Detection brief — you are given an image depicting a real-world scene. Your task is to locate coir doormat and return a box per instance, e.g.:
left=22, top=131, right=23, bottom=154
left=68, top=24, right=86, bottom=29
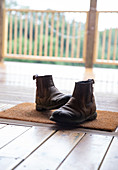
left=0, top=102, right=118, bottom=131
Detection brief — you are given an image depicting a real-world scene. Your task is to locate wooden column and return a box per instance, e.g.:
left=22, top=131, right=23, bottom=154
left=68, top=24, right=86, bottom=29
left=85, top=0, right=97, bottom=68
left=0, top=0, right=5, bottom=62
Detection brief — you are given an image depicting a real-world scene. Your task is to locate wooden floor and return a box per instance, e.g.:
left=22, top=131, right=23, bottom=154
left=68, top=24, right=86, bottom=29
left=0, top=61, right=118, bottom=170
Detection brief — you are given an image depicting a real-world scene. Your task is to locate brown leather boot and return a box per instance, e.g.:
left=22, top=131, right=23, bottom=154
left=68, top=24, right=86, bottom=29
left=50, top=79, right=97, bottom=124
left=33, top=75, right=71, bottom=111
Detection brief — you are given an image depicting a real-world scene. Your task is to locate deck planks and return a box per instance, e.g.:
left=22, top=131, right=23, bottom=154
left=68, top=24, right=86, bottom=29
left=0, top=103, right=8, bottom=111
left=14, top=131, right=85, bottom=170
left=0, top=125, right=30, bottom=149
left=0, top=104, right=6, bottom=108
left=58, top=134, right=113, bottom=170
left=0, top=126, right=56, bottom=169
left=100, top=137, right=118, bottom=170
left=0, top=156, right=22, bottom=170
left=0, top=103, right=14, bottom=111
left=0, top=124, right=6, bottom=129
left=0, top=123, right=117, bottom=169
left=0, top=126, right=55, bottom=158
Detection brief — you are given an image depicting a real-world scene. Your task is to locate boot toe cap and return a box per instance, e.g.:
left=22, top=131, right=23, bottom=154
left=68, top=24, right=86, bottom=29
left=48, top=95, right=71, bottom=110
left=50, top=109, right=74, bottom=123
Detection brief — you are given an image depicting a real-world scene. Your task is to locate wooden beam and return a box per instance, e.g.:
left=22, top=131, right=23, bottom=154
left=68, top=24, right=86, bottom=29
left=0, top=0, right=5, bottom=62
left=85, top=0, right=97, bottom=68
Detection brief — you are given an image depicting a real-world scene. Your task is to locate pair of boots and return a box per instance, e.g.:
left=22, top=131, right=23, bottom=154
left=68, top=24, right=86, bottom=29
left=33, top=75, right=97, bottom=124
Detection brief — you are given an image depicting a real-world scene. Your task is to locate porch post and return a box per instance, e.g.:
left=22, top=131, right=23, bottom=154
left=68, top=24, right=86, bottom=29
left=85, top=0, right=97, bottom=68
left=0, top=0, right=5, bottom=62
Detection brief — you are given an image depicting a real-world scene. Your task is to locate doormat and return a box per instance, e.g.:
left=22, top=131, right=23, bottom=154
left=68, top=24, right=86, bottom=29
left=0, top=102, right=118, bottom=131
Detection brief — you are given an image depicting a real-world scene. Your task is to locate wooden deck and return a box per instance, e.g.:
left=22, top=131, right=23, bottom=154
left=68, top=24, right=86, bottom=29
left=0, top=61, right=118, bottom=170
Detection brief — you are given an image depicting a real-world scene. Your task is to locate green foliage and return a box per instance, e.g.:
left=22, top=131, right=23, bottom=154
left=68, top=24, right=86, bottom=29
left=98, top=29, right=118, bottom=61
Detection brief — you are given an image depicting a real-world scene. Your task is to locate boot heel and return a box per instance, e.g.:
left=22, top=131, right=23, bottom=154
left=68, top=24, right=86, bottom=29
left=87, top=112, right=97, bottom=121
left=36, top=105, right=46, bottom=111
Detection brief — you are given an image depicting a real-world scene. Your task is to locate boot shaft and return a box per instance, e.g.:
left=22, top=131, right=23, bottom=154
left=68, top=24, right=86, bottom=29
left=33, top=75, right=54, bottom=87
left=72, top=79, right=95, bottom=104
left=33, top=75, right=54, bottom=97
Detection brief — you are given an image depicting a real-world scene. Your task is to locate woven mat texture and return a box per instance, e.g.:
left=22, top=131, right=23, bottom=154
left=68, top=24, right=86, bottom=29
left=0, top=103, right=118, bottom=131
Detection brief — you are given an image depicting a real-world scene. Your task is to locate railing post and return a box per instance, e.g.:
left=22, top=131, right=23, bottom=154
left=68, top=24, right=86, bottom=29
left=85, top=0, right=97, bottom=68
left=0, top=0, right=5, bottom=63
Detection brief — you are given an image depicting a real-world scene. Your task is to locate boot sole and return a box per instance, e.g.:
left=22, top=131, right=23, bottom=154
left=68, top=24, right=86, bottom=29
left=36, top=100, right=70, bottom=111
left=87, top=112, right=97, bottom=121
left=36, top=105, right=46, bottom=111
left=50, top=112, right=97, bottom=125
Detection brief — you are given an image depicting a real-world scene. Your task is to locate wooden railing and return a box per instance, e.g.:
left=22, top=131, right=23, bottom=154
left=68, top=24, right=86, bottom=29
left=4, top=9, right=88, bottom=63
left=2, top=8, right=118, bottom=66
left=95, top=11, right=118, bottom=65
